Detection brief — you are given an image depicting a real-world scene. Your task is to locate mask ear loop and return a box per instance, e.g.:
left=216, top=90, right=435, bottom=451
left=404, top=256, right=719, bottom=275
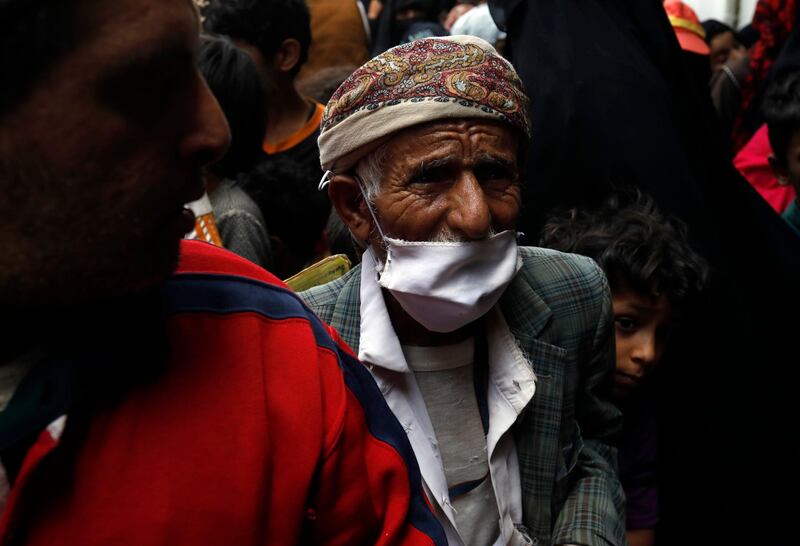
left=352, top=174, right=388, bottom=241
left=318, top=170, right=334, bottom=190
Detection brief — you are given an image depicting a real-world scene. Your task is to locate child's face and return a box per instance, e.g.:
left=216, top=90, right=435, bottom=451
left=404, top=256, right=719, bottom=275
left=612, top=286, right=676, bottom=399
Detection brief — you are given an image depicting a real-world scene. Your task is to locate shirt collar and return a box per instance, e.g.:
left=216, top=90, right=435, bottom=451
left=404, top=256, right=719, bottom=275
left=358, top=247, right=410, bottom=372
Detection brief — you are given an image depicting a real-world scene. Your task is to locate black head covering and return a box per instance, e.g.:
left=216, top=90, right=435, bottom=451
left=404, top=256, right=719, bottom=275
left=371, top=0, right=454, bottom=55
left=736, top=23, right=761, bottom=48
left=702, top=19, right=735, bottom=45
left=490, top=1, right=800, bottom=545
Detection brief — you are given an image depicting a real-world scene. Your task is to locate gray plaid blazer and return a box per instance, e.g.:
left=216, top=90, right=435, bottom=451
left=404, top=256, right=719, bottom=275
left=300, top=246, right=626, bottom=546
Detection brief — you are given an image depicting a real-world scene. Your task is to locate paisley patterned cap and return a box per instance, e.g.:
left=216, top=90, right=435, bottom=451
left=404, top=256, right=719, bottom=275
left=318, top=35, right=530, bottom=172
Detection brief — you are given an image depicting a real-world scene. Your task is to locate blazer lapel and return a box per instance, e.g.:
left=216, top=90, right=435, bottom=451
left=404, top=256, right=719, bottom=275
left=501, top=270, right=568, bottom=542
left=327, top=266, right=363, bottom=354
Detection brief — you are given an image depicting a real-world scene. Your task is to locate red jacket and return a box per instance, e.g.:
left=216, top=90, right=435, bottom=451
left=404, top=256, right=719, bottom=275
left=0, top=241, right=445, bottom=546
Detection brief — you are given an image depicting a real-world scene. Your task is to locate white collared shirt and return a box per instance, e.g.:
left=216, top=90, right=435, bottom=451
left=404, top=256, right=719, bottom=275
left=359, top=248, right=537, bottom=546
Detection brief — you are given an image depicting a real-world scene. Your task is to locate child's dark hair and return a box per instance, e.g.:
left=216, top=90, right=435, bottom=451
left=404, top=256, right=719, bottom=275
left=539, top=191, right=709, bottom=306
left=763, top=70, right=800, bottom=165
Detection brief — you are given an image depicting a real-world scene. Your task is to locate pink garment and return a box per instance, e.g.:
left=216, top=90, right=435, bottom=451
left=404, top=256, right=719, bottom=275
left=733, top=124, right=796, bottom=213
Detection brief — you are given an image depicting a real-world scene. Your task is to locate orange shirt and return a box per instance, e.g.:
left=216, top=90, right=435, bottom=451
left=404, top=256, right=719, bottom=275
left=262, top=100, right=324, bottom=155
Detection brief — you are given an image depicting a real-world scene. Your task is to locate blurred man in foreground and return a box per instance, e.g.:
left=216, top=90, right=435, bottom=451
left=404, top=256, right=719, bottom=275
left=0, top=1, right=444, bottom=544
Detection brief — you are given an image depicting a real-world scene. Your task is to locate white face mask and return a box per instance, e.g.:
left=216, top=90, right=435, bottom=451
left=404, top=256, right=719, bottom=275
left=360, top=182, right=522, bottom=333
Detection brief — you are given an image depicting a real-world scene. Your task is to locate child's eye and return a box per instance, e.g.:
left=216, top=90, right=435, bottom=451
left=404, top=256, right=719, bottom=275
left=615, top=316, right=637, bottom=332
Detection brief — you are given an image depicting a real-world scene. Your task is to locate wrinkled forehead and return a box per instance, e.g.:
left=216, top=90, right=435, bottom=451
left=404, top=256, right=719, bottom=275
left=389, top=118, right=519, bottom=150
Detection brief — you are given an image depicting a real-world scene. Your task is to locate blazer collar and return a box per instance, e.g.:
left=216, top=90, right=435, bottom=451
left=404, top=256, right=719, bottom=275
left=499, top=270, right=553, bottom=340
left=329, top=263, right=363, bottom=354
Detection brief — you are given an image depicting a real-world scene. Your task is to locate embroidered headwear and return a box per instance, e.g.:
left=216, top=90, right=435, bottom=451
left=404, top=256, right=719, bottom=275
left=318, top=35, right=530, bottom=173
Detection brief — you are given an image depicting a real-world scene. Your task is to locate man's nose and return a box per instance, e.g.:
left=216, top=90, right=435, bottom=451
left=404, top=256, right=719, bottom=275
left=446, top=173, right=492, bottom=240
left=179, top=72, right=231, bottom=168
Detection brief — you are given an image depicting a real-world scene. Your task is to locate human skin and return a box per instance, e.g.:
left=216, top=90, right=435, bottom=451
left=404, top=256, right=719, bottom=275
left=0, top=0, right=230, bottom=310
left=709, top=30, right=745, bottom=73
left=338, top=120, right=520, bottom=248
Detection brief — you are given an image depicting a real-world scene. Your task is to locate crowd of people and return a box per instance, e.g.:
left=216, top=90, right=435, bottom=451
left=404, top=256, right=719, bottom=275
left=0, top=0, right=798, bottom=545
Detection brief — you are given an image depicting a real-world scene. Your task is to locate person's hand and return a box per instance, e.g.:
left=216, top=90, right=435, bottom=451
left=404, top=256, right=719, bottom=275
left=444, top=3, right=474, bottom=31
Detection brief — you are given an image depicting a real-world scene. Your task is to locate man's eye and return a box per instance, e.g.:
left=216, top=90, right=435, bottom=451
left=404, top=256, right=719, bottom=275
left=411, top=167, right=447, bottom=184
left=615, top=316, right=637, bottom=331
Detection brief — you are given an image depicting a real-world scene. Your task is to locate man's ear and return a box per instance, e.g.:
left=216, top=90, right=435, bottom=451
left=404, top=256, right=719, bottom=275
left=275, top=38, right=301, bottom=74
left=768, top=154, right=790, bottom=185
left=328, top=174, right=373, bottom=243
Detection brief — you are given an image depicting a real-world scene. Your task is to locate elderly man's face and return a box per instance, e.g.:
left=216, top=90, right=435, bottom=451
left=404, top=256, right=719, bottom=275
left=368, top=120, right=521, bottom=247
left=0, top=0, right=229, bottom=308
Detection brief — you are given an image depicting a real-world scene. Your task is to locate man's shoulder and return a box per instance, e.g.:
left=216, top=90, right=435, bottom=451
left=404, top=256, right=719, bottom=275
left=517, top=246, right=605, bottom=293
left=169, top=240, right=319, bottom=327
left=509, top=246, right=609, bottom=332
left=176, top=239, right=280, bottom=284
left=299, top=264, right=361, bottom=313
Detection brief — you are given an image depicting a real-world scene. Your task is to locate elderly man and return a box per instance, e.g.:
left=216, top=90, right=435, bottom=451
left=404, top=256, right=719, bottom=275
left=302, top=36, right=625, bottom=546
left=0, top=1, right=445, bottom=544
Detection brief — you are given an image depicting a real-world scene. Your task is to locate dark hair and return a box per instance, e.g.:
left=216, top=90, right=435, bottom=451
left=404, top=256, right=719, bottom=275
left=763, top=70, right=800, bottom=165
left=242, top=157, right=331, bottom=264
left=198, top=35, right=267, bottom=179
left=202, top=0, right=311, bottom=77
left=701, top=19, right=735, bottom=45
left=539, top=191, right=709, bottom=307
left=0, top=0, right=77, bottom=117
left=736, top=23, right=760, bottom=49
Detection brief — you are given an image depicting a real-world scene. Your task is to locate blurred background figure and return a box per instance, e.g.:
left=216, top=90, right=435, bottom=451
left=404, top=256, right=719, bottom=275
left=203, top=0, right=324, bottom=178
left=732, top=0, right=798, bottom=151
left=298, top=65, right=359, bottom=104
left=702, top=19, right=747, bottom=73
left=449, top=3, right=506, bottom=53
left=763, top=69, right=800, bottom=232
left=297, top=0, right=370, bottom=86
left=443, top=1, right=475, bottom=31
left=705, top=17, right=752, bottom=151
left=242, top=158, right=331, bottom=279
left=368, top=0, right=450, bottom=54
left=195, top=34, right=273, bottom=269
left=734, top=15, right=800, bottom=213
